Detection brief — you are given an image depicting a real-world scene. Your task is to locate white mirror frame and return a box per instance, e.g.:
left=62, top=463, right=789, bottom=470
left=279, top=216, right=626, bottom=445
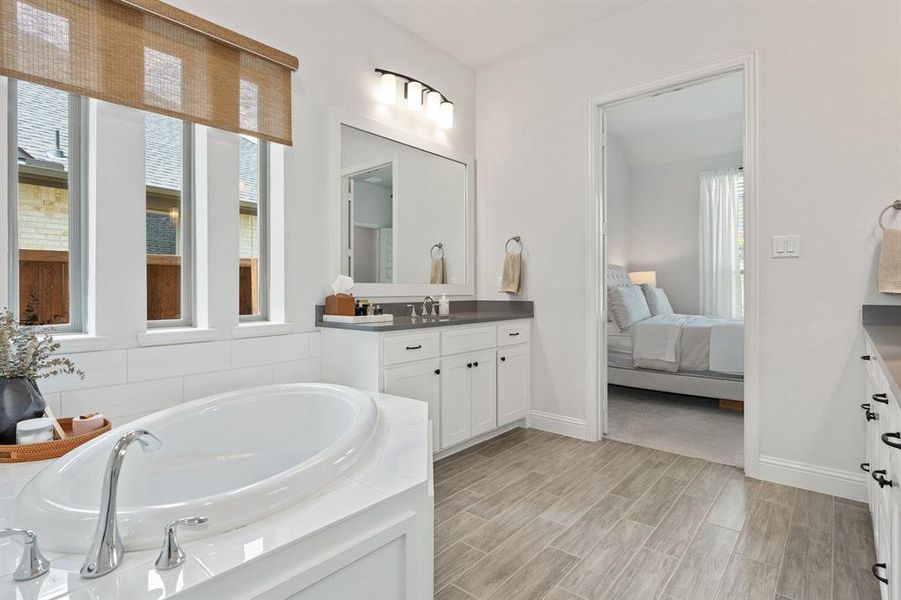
left=329, top=107, right=475, bottom=298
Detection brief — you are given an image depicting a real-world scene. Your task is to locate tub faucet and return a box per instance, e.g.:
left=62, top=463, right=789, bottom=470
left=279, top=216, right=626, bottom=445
left=80, top=429, right=162, bottom=579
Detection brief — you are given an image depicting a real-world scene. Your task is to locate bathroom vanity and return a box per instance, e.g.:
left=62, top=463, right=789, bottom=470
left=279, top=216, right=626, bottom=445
left=319, top=301, right=533, bottom=456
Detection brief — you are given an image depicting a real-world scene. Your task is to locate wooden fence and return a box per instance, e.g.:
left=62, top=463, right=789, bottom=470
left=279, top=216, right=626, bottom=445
left=18, top=250, right=258, bottom=324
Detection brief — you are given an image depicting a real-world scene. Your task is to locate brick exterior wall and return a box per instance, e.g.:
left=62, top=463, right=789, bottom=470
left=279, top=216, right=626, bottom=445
left=145, top=211, right=178, bottom=255
left=17, top=183, right=69, bottom=251
left=239, top=213, right=260, bottom=259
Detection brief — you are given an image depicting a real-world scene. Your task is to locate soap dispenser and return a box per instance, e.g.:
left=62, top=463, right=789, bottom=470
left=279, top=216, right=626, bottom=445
left=439, top=295, right=450, bottom=316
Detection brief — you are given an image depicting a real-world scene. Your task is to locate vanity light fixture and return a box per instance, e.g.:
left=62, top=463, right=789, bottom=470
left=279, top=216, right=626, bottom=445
left=375, top=69, right=454, bottom=129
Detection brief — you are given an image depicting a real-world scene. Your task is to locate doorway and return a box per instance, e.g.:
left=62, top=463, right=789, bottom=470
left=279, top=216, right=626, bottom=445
left=586, top=55, right=759, bottom=474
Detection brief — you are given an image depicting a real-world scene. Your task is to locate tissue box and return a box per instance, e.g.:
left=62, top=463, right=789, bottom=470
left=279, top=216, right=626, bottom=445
left=325, top=293, right=355, bottom=316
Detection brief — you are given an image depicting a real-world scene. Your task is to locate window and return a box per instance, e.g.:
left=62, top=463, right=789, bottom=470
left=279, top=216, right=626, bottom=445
left=144, top=113, right=193, bottom=326
left=735, top=172, right=745, bottom=317
left=8, top=79, right=86, bottom=330
left=699, top=167, right=743, bottom=319
left=239, top=136, right=268, bottom=320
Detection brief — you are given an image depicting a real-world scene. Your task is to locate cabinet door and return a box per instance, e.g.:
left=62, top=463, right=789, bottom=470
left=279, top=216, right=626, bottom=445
left=440, top=355, right=473, bottom=449
left=497, top=345, right=530, bottom=426
left=384, top=360, right=441, bottom=450
left=470, top=349, right=497, bottom=437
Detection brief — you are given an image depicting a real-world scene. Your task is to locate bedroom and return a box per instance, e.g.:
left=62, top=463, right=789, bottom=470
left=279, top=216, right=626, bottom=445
left=603, top=72, right=746, bottom=466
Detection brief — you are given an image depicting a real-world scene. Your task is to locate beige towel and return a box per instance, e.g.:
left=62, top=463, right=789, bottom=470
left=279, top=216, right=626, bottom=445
left=879, top=228, right=901, bottom=293
left=430, top=256, right=446, bottom=284
left=501, top=252, right=522, bottom=294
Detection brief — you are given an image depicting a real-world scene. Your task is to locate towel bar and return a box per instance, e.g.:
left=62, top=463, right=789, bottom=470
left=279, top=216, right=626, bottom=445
left=879, top=200, right=901, bottom=230
left=505, top=235, right=523, bottom=254
left=430, top=242, right=444, bottom=259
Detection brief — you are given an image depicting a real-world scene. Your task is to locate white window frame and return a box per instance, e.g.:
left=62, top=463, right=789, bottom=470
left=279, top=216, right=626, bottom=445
left=146, top=119, right=195, bottom=329
left=240, top=139, right=269, bottom=323
left=7, top=79, right=88, bottom=333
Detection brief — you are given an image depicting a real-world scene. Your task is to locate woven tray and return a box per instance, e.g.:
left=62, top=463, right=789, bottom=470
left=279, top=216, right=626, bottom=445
left=0, top=417, right=111, bottom=463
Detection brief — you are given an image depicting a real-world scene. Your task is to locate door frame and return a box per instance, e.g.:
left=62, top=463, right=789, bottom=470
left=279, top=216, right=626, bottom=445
left=584, top=52, right=760, bottom=477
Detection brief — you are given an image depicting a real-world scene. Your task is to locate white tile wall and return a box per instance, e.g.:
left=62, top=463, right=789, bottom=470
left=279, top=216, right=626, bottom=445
left=35, top=332, right=321, bottom=426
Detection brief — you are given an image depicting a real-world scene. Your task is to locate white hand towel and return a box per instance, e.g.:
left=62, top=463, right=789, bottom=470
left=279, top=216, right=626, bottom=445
left=879, top=228, right=901, bottom=293
left=501, top=252, right=522, bottom=294
left=430, top=256, right=446, bottom=284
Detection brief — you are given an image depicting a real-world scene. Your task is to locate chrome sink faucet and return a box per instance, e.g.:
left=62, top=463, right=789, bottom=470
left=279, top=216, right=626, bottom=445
left=422, top=296, right=437, bottom=317
left=80, top=429, right=162, bottom=579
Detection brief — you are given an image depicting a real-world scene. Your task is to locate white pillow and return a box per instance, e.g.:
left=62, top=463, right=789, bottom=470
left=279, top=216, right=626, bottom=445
left=641, top=284, right=674, bottom=316
left=608, top=285, right=652, bottom=330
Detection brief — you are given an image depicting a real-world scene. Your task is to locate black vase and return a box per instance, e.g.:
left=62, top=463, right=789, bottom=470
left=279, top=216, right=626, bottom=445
left=0, top=378, right=46, bottom=444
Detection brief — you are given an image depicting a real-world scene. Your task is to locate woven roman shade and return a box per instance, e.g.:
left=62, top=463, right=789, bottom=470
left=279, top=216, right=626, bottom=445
left=0, top=0, right=298, bottom=145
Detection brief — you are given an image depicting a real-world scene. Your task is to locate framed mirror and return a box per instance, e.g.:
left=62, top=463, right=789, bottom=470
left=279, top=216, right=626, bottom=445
left=329, top=109, right=474, bottom=297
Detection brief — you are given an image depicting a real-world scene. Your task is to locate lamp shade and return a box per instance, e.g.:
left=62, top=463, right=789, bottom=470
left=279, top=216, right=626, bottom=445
left=405, top=80, right=423, bottom=111
left=439, top=101, right=454, bottom=129
left=378, top=72, right=397, bottom=105
left=628, top=271, right=657, bottom=287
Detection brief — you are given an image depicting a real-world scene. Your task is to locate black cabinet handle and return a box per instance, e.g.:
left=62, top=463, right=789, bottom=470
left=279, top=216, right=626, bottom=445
left=467, top=363, right=472, bottom=368
left=862, top=403, right=872, bottom=411
left=873, top=393, right=889, bottom=404
left=434, top=369, right=440, bottom=375
left=508, top=332, right=520, bottom=337
left=500, top=356, right=506, bottom=362
left=861, top=462, right=871, bottom=473
left=873, top=563, right=888, bottom=584
left=473, top=362, right=479, bottom=367
left=872, top=469, right=893, bottom=488
left=867, top=410, right=877, bottom=422
left=883, top=432, right=901, bottom=450
left=862, top=355, right=872, bottom=361
left=405, top=345, right=422, bottom=351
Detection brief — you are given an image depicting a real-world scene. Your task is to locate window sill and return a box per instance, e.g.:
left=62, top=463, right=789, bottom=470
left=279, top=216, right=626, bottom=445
left=136, top=328, right=218, bottom=347
left=53, top=334, right=109, bottom=354
left=231, top=322, right=294, bottom=339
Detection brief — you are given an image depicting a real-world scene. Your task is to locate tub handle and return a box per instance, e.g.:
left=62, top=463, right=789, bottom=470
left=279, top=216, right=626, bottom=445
left=155, top=516, right=208, bottom=571
left=0, top=529, right=50, bottom=581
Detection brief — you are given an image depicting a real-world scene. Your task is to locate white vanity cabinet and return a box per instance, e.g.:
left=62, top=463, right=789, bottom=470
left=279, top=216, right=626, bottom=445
left=320, top=319, right=531, bottom=454
left=862, top=344, right=901, bottom=600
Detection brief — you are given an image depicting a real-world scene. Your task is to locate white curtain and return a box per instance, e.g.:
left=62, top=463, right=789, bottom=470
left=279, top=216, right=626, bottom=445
left=699, top=167, right=743, bottom=319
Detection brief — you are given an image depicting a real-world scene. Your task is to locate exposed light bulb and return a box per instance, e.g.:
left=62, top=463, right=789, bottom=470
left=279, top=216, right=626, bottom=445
left=439, top=101, right=454, bottom=129
left=406, top=80, right=423, bottom=111
left=378, top=72, right=397, bottom=105
left=425, top=90, right=442, bottom=120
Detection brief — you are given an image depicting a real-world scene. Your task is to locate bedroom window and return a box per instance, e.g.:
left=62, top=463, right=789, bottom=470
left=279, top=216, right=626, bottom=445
left=699, top=167, right=744, bottom=319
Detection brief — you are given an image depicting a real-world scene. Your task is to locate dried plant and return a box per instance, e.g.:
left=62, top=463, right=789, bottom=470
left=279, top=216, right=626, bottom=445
left=0, top=308, right=84, bottom=380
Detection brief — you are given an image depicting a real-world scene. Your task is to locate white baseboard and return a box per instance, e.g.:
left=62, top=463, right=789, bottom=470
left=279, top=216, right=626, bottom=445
left=757, top=455, right=866, bottom=502
left=527, top=410, right=589, bottom=440
left=433, top=420, right=525, bottom=461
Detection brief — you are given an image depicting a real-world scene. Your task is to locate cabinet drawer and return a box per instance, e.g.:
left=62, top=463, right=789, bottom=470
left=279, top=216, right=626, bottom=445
left=384, top=332, right=439, bottom=366
left=497, top=321, right=531, bottom=346
left=441, top=326, right=497, bottom=356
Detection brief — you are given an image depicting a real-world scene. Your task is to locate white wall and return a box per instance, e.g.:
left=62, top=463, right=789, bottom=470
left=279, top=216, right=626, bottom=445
left=476, top=1, right=901, bottom=488
left=605, top=135, right=631, bottom=267
left=353, top=181, right=392, bottom=228
left=1, top=2, right=475, bottom=422
left=625, top=150, right=742, bottom=314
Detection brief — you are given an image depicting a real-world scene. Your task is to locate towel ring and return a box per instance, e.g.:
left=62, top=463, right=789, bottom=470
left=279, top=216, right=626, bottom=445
left=505, top=235, right=523, bottom=255
left=430, top=242, right=444, bottom=259
left=879, top=200, right=901, bottom=230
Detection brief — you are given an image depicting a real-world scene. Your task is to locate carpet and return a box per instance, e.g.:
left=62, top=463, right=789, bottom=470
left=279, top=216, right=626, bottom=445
left=605, top=385, right=744, bottom=467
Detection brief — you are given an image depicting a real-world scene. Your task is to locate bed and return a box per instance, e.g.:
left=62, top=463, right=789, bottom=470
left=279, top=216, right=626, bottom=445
left=606, top=264, right=744, bottom=402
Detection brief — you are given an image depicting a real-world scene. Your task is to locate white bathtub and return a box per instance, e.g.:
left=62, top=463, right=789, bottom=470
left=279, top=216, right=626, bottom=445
left=16, top=383, right=379, bottom=553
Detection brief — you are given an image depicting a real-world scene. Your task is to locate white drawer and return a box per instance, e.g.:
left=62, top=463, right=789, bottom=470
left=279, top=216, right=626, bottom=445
left=384, top=332, right=440, bottom=366
left=497, top=321, right=531, bottom=346
left=441, top=326, right=497, bottom=356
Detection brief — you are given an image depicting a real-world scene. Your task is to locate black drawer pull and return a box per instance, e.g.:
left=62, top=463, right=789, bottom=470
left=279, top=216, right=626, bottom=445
left=872, top=469, right=893, bottom=488
left=862, top=403, right=872, bottom=411
left=434, top=369, right=440, bottom=375
left=862, top=355, right=872, bottom=361
left=867, top=410, right=877, bottom=422
left=466, top=363, right=472, bottom=368
left=883, top=432, right=901, bottom=450
left=873, top=393, right=889, bottom=404
left=861, top=462, right=871, bottom=472
left=873, top=563, right=888, bottom=584
left=500, top=356, right=506, bottom=362
left=405, top=345, right=422, bottom=351
left=473, top=362, right=479, bottom=367
left=508, top=332, right=520, bottom=336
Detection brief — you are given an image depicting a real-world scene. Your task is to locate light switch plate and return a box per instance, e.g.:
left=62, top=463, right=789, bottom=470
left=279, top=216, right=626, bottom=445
left=772, top=234, right=801, bottom=258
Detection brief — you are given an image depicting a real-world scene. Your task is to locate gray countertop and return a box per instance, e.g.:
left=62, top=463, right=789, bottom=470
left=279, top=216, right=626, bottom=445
left=315, top=300, right=533, bottom=332
left=862, top=305, right=901, bottom=401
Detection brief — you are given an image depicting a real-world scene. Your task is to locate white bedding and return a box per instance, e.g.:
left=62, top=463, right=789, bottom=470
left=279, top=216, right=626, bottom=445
left=608, top=313, right=743, bottom=376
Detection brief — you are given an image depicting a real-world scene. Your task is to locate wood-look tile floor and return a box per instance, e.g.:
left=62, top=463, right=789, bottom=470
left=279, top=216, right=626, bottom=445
left=433, top=428, right=879, bottom=600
